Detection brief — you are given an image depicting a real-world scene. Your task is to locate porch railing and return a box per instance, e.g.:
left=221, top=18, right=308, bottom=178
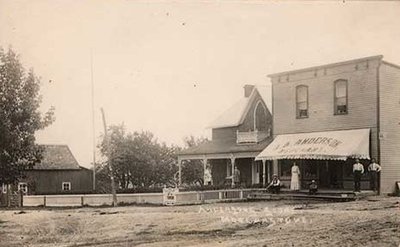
left=236, top=129, right=270, bottom=144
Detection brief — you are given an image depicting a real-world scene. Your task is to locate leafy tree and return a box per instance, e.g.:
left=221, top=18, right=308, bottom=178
left=0, top=47, right=54, bottom=185
left=180, top=135, right=209, bottom=185
left=98, top=124, right=178, bottom=190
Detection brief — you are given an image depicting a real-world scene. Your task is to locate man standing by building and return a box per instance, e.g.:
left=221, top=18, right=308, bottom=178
left=353, top=159, right=364, bottom=192
left=368, top=158, right=382, bottom=192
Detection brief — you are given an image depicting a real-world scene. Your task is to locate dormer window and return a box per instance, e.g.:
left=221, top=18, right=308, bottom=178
left=296, top=85, right=308, bottom=118
left=334, top=80, right=348, bottom=115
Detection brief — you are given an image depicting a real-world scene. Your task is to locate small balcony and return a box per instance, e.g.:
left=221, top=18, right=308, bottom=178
left=236, top=129, right=270, bottom=144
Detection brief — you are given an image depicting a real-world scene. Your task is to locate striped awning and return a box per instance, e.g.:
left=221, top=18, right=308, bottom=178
left=255, top=129, right=370, bottom=161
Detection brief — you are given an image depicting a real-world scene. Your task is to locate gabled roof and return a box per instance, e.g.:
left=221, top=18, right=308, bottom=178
left=207, top=85, right=272, bottom=129
left=33, top=145, right=81, bottom=170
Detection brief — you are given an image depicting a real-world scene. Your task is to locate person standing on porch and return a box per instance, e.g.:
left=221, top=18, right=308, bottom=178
left=290, top=162, right=301, bottom=191
left=353, top=159, right=364, bottom=192
left=204, top=164, right=212, bottom=186
left=368, top=158, right=381, bottom=191
left=233, top=166, right=241, bottom=188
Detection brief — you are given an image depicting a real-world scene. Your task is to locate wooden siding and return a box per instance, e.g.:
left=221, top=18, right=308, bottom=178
left=212, top=90, right=272, bottom=141
left=23, top=169, right=93, bottom=194
left=239, top=90, right=272, bottom=132
left=379, top=63, right=400, bottom=194
left=212, top=127, right=237, bottom=141
left=272, top=59, right=380, bottom=135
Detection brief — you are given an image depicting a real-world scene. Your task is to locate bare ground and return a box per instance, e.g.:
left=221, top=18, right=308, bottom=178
left=0, top=196, right=399, bottom=247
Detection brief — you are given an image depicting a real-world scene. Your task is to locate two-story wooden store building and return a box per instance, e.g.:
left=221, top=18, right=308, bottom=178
left=178, top=85, right=273, bottom=187
left=256, top=55, right=400, bottom=194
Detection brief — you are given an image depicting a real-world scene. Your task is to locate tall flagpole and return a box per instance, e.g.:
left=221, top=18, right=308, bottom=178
left=91, top=51, right=96, bottom=191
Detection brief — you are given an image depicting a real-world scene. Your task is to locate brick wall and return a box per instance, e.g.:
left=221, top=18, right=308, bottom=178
left=379, top=62, right=400, bottom=194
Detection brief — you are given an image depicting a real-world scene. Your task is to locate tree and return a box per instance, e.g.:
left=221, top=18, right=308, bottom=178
left=0, top=47, right=54, bottom=185
left=98, top=124, right=178, bottom=190
left=180, top=135, right=209, bottom=185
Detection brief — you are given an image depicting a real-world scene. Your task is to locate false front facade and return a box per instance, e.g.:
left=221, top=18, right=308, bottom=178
left=256, top=55, right=400, bottom=194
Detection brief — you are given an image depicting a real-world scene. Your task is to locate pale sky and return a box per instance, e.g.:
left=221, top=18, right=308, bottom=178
left=0, top=0, right=399, bottom=168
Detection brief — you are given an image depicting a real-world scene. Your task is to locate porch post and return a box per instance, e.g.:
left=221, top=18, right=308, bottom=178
left=203, top=157, right=208, bottom=185
left=262, top=159, right=266, bottom=186
left=273, top=160, right=279, bottom=178
left=230, top=155, right=235, bottom=188
left=178, top=157, right=182, bottom=187
left=267, top=162, right=272, bottom=183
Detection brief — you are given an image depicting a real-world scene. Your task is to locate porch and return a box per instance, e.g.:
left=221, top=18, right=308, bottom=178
left=177, top=153, right=273, bottom=188
left=177, top=137, right=273, bottom=188
left=277, top=159, right=372, bottom=190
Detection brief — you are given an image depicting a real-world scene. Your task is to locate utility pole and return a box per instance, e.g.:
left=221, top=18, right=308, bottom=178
left=91, top=51, right=96, bottom=192
left=100, top=108, right=118, bottom=206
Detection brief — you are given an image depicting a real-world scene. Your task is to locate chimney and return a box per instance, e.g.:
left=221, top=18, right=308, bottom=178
left=244, top=84, right=255, bottom=98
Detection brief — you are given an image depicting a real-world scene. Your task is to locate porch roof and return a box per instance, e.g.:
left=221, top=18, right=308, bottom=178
left=178, top=137, right=273, bottom=159
left=255, top=129, right=370, bottom=161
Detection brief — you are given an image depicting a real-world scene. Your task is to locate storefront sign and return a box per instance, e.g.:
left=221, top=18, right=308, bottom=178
left=256, top=129, right=370, bottom=160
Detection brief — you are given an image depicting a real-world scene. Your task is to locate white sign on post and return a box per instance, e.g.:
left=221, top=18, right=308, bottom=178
left=163, top=187, right=178, bottom=206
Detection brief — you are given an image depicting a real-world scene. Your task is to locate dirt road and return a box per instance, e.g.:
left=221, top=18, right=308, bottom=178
left=0, top=196, right=399, bottom=247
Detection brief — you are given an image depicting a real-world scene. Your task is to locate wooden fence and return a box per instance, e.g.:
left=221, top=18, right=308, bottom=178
left=22, top=188, right=266, bottom=207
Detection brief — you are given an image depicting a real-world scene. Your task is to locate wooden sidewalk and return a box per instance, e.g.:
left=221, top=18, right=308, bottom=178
left=247, top=189, right=376, bottom=202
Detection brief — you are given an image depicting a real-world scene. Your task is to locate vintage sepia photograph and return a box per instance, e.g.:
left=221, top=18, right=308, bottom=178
left=0, top=0, right=399, bottom=246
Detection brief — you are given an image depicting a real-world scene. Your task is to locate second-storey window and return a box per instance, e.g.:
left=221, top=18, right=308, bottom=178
left=296, top=85, right=308, bottom=118
left=254, top=101, right=268, bottom=131
left=334, top=80, right=348, bottom=115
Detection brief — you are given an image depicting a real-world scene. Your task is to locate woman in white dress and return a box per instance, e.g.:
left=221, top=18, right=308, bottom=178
left=290, top=162, right=301, bottom=191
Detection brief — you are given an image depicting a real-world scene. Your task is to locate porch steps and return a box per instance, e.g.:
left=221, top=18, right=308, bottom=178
left=247, top=189, right=376, bottom=202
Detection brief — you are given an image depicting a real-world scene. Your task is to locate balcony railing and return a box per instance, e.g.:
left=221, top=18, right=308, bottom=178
left=236, top=129, right=270, bottom=144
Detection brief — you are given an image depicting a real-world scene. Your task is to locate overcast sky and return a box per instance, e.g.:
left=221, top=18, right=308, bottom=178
left=0, top=1, right=399, bottom=168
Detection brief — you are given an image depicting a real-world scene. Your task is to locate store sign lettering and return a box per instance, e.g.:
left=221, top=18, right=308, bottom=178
left=273, top=136, right=343, bottom=153
left=294, top=137, right=342, bottom=148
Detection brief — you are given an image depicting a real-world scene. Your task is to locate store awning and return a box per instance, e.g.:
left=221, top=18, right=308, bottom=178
left=255, top=129, right=370, bottom=161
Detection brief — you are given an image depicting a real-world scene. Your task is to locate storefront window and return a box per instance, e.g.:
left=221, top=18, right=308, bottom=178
left=279, top=160, right=292, bottom=177
left=303, top=162, right=318, bottom=179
